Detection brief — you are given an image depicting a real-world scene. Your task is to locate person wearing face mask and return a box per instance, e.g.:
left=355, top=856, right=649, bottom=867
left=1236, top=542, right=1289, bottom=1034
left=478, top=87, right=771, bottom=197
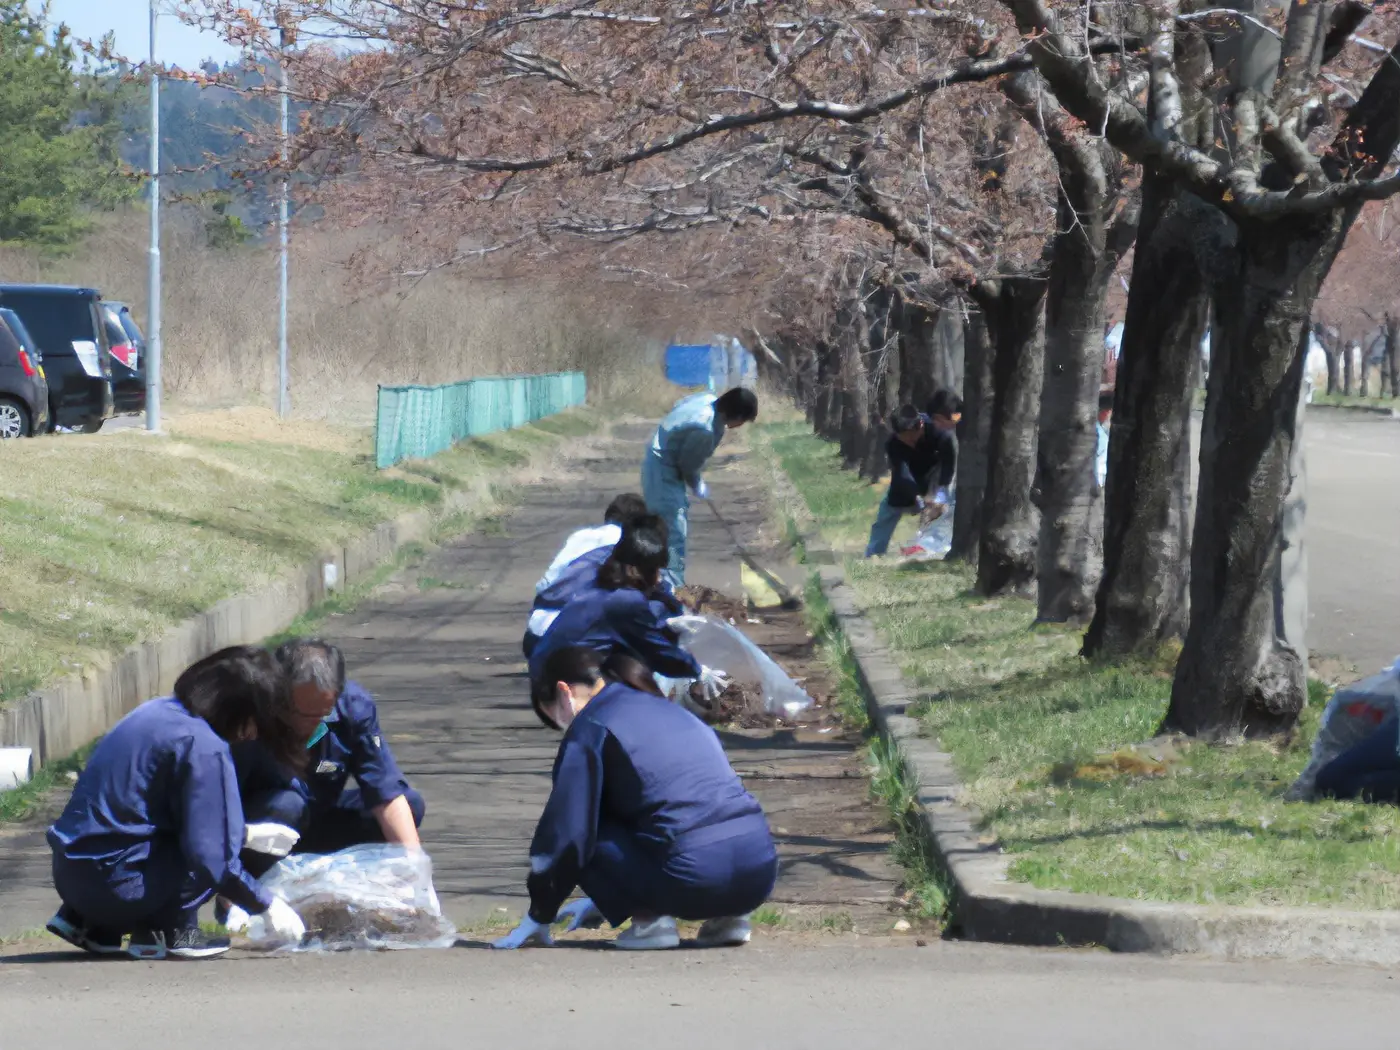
left=45, top=647, right=308, bottom=960
left=219, top=639, right=424, bottom=927
left=494, top=646, right=778, bottom=952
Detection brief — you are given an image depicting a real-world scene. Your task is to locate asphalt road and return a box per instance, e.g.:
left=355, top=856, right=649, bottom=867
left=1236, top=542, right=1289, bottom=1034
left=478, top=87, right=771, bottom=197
left=1302, top=413, right=1400, bottom=675
left=4, top=937, right=1400, bottom=1050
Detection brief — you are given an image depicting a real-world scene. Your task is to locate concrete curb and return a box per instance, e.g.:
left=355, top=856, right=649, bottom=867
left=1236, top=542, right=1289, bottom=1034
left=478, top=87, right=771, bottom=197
left=0, top=419, right=590, bottom=772
left=781, top=479, right=1400, bottom=966
left=1307, top=401, right=1400, bottom=419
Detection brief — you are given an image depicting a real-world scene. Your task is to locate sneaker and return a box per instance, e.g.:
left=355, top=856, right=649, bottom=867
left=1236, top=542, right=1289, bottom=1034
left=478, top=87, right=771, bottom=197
left=128, top=926, right=230, bottom=961
left=614, top=915, right=680, bottom=951
left=46, top=906, right=125, bottom=956
left=695, top=915, right=752, bottom=948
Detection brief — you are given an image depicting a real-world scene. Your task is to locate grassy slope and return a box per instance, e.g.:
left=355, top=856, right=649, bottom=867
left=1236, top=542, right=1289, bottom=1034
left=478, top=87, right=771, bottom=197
left=0, top=408, right=598, bottom=706
left=759, top=419, right=1400, bottom=911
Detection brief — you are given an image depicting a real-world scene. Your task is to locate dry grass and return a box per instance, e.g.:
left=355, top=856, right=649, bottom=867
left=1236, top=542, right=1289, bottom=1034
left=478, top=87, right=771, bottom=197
left=0, top=407, right=602, bottom=707
left=0, top=210, right=673, bottom=423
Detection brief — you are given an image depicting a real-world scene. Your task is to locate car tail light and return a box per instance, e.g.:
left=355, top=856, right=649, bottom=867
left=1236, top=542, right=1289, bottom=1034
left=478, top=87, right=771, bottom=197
left=17, top=349, right=36, bottom=378
left=110, top=342, right=136, bottom=369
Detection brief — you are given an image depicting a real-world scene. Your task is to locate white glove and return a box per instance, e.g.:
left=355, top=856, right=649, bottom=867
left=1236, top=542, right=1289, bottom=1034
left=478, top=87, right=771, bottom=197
left=247, top=896, right=307, bottom=945
left=244, top=822, right=300, bottom=858
left=223, top=904, right=252, bottom=934
left=556, top=897, right=604, bottom=932
left=932, top=487, right=950, bottom=507
left=699, top=665, right=732, bottom=702
left=492, top=915, right=553, bottom=949
left=693, top=478, right=710, bottom=500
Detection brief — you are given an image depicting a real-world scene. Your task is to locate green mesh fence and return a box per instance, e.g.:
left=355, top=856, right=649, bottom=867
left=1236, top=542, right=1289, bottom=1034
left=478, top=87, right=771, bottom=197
left=375, top=371, right=587, bottom=469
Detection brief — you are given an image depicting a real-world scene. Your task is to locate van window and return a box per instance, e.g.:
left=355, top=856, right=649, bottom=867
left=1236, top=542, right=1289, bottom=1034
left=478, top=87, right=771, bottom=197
left=0, top=293, right=98, bottom=359
left=0, top=320, right=20, bottom=366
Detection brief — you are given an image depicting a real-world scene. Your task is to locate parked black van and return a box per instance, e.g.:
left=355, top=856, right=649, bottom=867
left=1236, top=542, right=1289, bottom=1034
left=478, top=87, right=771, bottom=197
left=0, top=308, right=50, bottom=438
left=0, top=285, right=115, bottom=433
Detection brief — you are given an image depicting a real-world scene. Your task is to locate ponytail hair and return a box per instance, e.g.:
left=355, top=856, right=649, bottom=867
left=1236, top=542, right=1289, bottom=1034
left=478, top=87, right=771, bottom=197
left=529, top=646, right=664, bottom=728
left=596, top=514, right=669, bottom=593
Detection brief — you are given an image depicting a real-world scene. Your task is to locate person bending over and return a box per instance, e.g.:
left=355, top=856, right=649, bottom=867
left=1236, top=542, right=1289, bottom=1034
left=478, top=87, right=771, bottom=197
left=222, top=639, right=425, bottom=924
left=528, top=514, right=704, bottom=688
left=523, top=492, right=652, bottom=660
left=865, top=402, right=958, bottom=558
left=641, top=387, right=758, bottom=589
left=46, top=647, right=307, bottom=960
left=494, top=646, right=778, bottom=951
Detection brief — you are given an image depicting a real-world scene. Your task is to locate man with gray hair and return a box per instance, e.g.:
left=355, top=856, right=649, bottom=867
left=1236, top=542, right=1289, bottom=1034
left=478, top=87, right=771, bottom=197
left=228, top=639, right=425, bottom=887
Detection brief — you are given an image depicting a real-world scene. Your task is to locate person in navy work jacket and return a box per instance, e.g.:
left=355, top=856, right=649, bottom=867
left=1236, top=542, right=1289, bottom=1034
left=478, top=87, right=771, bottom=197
left=494, top=646, right=778, bottom=951
left=45, top=647, right=308, bottom=960
left=227, top=639, right=425, bottom=895
left=527, top=514, right=704, bottom=688
left=864, top=400, right=959, bottom=558
left=523, top=492, right=652, bottom=660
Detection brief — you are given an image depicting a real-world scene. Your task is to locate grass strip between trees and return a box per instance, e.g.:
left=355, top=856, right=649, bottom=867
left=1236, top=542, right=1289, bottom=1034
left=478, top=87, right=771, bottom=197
left=758, top=419, right=1400, bottom=911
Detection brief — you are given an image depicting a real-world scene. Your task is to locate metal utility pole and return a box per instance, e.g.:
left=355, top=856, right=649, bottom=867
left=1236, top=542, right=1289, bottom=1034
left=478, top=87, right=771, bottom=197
left=277, top=19, right=291, bottom=418
left=145, top=0, right=162, bottom=433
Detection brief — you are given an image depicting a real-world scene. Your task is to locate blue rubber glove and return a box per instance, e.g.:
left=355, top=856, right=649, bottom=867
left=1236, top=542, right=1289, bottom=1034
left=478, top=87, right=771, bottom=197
left=492, top=916, right=553, bottom=949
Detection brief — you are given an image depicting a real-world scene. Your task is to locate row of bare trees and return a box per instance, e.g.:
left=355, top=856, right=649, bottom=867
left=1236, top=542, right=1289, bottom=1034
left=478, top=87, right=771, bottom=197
left=179, top=0, right=1400, bottom=740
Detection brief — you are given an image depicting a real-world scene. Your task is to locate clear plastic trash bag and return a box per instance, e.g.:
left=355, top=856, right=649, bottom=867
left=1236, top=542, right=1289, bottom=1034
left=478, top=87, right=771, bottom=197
left=248, top=844, right=457, bottom=952
left=667, top=613, right=814, bottom=717
left=900, top=492, right=955, bottom=561
left=1285, top=658, right=1400, bottom=801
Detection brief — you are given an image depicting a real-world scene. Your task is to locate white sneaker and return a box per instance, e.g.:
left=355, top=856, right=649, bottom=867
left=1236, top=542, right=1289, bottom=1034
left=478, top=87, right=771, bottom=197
left=614, top=916, right=680, bottom=950
left=695, top=915, right=752, bottom=948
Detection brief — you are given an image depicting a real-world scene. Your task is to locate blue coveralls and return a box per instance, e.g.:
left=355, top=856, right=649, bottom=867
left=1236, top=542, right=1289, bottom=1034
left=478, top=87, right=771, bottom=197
left=232, top=681, right=425, bottom=878
left=528, top=584, right=698, bottom=684
left=524, top=525, right=622, bottom=659
left=1316, top=715, right=1400, bottom=804
left=525, top=682, right=777, bottom=926
left=642, top=393, right=728, bottom=590
left=47, top=697, right=272, bottom=933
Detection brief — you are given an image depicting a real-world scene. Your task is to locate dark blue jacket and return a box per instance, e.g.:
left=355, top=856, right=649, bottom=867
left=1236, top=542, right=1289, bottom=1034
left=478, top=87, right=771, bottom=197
left=529, top=585, right=698, bottom=682
left=533, top=545, right=615, bottom=614
left=47, top=697, right=272, bottom=914
left=526, top=682, right=768, bottom=922
left=299, top=681, right=413, bottom=812
left=886, top=416, right=957, bottom=508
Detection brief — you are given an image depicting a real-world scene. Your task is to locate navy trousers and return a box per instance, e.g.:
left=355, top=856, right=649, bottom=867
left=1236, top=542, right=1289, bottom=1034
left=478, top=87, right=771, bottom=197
left=1316, top=716, right=1400, bottom=804
left=52, top=845, right=210, bottom=935
left=578, top=814, right=777, bottom=927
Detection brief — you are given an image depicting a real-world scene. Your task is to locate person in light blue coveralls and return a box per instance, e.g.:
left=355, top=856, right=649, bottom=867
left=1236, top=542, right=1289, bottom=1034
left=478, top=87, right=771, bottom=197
left=641, top=387, right=759, bottom=589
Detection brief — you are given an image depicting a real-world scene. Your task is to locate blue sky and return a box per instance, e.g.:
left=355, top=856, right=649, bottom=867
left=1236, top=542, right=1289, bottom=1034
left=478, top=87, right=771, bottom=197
left=44, top=0, right=240, bottom=69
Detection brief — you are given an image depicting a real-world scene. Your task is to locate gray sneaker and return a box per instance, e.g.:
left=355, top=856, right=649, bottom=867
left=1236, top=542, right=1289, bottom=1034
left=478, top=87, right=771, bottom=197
left=695, top=915, right=752, bottom=947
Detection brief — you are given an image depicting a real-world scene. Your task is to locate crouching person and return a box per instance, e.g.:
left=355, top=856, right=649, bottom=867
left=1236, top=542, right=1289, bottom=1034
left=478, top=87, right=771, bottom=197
left=494, top=646, right=777, bottom=952
left=45, top=647, right=307, bottom=960
left=229, top=639, right=424, bottom=896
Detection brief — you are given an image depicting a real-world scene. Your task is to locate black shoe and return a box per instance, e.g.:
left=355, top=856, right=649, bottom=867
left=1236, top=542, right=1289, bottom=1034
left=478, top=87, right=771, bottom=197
left=128, top=925, right=230, bottom=960
left=46, top=906, right=125, bottom=956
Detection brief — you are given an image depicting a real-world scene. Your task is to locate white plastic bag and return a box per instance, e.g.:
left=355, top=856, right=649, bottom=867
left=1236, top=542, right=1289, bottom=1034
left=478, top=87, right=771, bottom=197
left=900, top=491, right=955, bottom=561
left=1286, top=658, right=1400, bottom=801
left=667, top=614, right=813, bottom=717
left=248, top=844, right=457, bottom=952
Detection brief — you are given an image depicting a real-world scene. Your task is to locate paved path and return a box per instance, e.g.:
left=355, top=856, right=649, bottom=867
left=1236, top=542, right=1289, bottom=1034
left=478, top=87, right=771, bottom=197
left=0, top=422, right=899, bottom=936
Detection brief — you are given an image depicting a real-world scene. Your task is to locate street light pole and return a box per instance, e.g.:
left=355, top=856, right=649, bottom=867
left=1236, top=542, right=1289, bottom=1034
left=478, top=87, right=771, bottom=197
left=145, top=0, right=162, bottom=433
left=277, top=22, right=290, bottom=418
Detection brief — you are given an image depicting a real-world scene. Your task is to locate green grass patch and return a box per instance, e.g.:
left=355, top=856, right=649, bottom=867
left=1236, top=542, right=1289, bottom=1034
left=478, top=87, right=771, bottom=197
left=1311, top=391, right=1399, bottom=411
left=760, top=419, right=1400, bottom=911
left=0, top=408, right=600, bottom=707
left=0, top=740, right=97, bottom=823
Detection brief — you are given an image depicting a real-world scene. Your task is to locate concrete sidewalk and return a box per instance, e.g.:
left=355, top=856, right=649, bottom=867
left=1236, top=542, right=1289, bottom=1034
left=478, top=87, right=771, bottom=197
left=0, top=423, right=899, bottom=937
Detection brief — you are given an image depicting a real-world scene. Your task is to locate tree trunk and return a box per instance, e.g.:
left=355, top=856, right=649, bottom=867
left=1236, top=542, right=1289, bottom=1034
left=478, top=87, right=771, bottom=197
left=1032, top=187, right=1132, bottom=623
left=1387, top=316, right=1400, bottom=398
left=973, top=277, right=1046, bottom=596
left=1360, top=345, right=1372, bottom=397
left=951, top=306, right=993, bottom=563
left=1165, top=208, right=1353, bottom=739
left=1083, top=178, right=1216, bottom=658
left=1342, top=341, right=1355, bottom=396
